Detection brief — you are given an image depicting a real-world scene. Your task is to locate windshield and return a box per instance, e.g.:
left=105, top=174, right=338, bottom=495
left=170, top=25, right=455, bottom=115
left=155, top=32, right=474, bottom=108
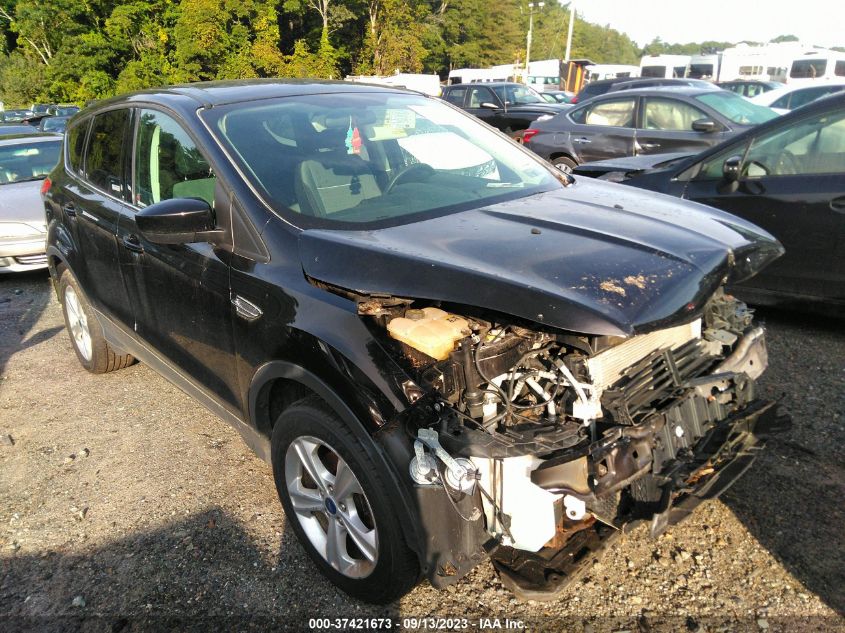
left=205, top=92, right=561, bottom=228
left=491, top=84, right=546, bottom=105
left=0, top=140, right=61, bottom=184
left=694, top=92, right=778, bottom=125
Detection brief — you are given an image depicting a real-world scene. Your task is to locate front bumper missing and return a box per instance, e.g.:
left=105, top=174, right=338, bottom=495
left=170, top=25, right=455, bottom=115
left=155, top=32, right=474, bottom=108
left=490, top=400, right=790, bottom=601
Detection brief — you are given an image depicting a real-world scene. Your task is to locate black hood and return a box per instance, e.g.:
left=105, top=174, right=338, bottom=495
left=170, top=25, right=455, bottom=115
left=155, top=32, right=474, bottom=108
left=299, top=178, right=783, bottom=337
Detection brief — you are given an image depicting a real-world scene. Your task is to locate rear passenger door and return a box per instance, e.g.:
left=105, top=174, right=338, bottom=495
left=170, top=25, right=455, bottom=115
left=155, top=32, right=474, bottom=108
left=635, top=96, right=729, bottom=155
left=567, top=97, right=637, bottom=162
left=62, top=110, right=136, bottom=328
left=117, top=107, right=241, bottom=410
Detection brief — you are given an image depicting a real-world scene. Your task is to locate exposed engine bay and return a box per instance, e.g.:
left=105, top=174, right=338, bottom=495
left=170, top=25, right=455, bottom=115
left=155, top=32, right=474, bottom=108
left=351, top=287, right=780, bottom=597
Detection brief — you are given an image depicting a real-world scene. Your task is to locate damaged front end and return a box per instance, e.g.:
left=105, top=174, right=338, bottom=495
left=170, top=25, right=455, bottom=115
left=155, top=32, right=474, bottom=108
left=352, top=287, right=788, bottom=598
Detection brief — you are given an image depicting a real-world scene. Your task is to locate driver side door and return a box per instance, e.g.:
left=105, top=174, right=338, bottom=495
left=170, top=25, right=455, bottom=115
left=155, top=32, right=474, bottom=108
left=117, top=107, right=242, bottom=411
left=464, top=85, right=505, bottom=130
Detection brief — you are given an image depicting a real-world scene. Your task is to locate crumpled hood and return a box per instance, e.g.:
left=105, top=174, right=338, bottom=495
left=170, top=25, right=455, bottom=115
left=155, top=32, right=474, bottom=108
left=299, top=178, right=783, bottom=337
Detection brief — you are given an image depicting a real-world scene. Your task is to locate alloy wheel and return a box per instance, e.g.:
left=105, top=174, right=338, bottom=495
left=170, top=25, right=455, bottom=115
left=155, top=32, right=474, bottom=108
left=285, top=436, right=378, bottom=578
left=64, top=285, right=92, bottom=361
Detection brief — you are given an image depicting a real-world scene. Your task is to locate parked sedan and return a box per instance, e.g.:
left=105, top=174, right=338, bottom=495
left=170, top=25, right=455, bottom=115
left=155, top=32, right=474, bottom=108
left=524, top=87, right=777, bottom=172
left=441, top=81, right=569, bottom=138
left=749, top=81, right=845, bottom=114
left=572, top=92, right=845, bottom=312
left=571, top=77, right=716, bottom=103
left=717, top=80, right=781, bottom=99
left=0, top=133, right=62, bottom=272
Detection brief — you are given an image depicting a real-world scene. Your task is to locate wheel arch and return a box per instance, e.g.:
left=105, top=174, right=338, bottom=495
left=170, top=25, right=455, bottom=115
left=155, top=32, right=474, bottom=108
left=250, top=360, right=428, bottom=566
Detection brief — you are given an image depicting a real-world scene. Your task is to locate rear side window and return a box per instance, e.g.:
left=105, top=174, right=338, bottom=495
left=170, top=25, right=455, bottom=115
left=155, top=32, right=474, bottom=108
left=66, top=120, right=89, bottom=173
left=134, top=109, right=216, bottom=208
left=443, top=88, right=466, bottom=106
left=574, top=98, right=635, bottom=127
left=85, top=109, right=131, bottom=198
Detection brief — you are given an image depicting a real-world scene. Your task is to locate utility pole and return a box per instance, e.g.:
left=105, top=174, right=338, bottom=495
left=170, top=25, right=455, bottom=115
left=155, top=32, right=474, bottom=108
left=564, top=0, right=575, bottom=63
left=525, top=2, right=544, bottom=84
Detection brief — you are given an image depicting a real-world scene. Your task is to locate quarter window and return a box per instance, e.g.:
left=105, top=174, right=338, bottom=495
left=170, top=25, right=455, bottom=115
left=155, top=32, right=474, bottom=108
left=134, top=109, right=216, bottom=208
left=85, top=109, right=131, bottom=198
left=66, top=120, right=89, bottom=173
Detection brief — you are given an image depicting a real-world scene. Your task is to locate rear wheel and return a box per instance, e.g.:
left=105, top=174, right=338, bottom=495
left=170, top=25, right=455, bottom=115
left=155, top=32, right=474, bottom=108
left=552, top=156, right=577, bottom=173
left=271, top=397, right=419, bottom=603
left=58, top=269, right=134, bottom=373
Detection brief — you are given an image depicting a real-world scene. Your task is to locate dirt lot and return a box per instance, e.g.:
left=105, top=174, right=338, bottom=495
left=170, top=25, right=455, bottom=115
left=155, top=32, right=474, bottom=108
left=1, top=270, right=843, bottom=632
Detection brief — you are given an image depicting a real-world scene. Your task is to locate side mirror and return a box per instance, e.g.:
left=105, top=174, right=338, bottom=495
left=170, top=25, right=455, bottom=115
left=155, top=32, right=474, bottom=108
left=722, top=155, right=743, bottom=182
left=692, top=118, right=718, bottom=133
left=136, top=198, right=221, bottom=245
left=480, top=102, right=500, bottom=110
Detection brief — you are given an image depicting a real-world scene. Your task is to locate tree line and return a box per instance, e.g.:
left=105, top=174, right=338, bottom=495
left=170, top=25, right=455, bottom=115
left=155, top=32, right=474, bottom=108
left=0, top=0, right=813, bottom=107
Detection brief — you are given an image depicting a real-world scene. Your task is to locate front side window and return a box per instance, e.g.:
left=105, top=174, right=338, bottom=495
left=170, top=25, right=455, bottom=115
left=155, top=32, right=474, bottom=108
left=641, top=98, right=709, bottom=130
left=204, top=92, right=560, bottom=228
left=500, top=84, right=545, bottom=105
left=581, top=98, right=635, bottom=127
left=744, top=110, right=845, bottom=176
left=85, top=109, right=131, bottom=198
left=0, top=140, right=61, bottom=184
left=790, top=59, right=827, bottom=79
left=467, top=86, right=496, bottom=108
left=134, top=109, right=216, bottom=208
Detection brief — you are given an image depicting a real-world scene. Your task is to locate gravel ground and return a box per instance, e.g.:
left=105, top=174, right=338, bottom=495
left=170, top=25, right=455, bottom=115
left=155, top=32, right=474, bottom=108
left=1, top=270, right=843, bottom=632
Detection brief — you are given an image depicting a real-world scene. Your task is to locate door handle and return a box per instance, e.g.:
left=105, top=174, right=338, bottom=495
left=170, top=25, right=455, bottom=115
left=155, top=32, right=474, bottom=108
left=573, top=137, right=591, bottom=144
left=831, top=197, right=845, bottom=213
left=640, top=142, right=661, bottom=150
left=62, top=203, right=77, bottom=217
left=122, top=234, right=144, bottom=253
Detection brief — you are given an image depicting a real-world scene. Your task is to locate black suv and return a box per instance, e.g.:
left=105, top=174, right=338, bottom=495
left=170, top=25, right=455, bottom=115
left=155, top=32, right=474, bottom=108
left=44, top=80, right=785, bottom=604
left=441, top=81, right=569, bottom=138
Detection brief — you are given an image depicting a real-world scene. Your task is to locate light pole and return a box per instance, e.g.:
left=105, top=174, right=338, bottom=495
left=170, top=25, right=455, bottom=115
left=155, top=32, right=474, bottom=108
left=525, top=1, right=544, bottom=84
left=564, top=0, right=575, bottom=63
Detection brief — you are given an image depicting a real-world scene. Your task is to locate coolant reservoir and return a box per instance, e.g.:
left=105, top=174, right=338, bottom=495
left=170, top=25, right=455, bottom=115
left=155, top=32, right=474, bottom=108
left=387, top=307, right=469, bottom=360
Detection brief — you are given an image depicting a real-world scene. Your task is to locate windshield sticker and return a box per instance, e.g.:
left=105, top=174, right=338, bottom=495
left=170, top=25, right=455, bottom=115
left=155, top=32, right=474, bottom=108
left=385, top=109, right=416, bottom=132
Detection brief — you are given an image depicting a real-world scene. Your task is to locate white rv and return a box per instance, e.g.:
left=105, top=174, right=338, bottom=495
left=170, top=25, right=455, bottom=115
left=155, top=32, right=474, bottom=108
left=639, top=55, right=690, bottom=79
left=687, top=54, right=720, bottom=80
left=786, top=50, right=845, bottom=84
left=584, top=64, right=640, bottom=82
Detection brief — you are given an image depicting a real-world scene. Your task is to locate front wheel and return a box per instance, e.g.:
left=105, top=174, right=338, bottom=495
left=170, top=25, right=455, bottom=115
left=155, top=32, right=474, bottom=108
left=271, top=397, right=419, bottom=603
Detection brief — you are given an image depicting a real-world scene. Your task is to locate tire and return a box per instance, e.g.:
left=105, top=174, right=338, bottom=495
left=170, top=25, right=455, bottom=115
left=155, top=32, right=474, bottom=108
left=58, top=269, right=134, bottom=374
left=271, top=396, right=420, bottom=603
left=552, top=156, right=577, bottom=173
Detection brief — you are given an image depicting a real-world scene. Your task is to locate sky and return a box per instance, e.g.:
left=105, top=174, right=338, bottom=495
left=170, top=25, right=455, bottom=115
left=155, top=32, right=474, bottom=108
left=573, top=0, right=845, bottom=49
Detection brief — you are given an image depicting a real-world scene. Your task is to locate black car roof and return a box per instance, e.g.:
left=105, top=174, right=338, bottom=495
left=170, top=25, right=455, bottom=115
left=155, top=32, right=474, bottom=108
left=79, top=79, right=415, bottom=116
left=585, top=86, right=722, bottom=99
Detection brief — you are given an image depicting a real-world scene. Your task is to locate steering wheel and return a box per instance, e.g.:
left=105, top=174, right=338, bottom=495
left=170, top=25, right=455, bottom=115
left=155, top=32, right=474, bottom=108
left=385, top=163, right=435, bottom=194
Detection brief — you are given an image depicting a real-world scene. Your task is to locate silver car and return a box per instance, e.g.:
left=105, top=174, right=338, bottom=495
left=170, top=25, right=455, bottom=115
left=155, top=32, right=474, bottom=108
left=0, top=133, right=62, bottom=272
